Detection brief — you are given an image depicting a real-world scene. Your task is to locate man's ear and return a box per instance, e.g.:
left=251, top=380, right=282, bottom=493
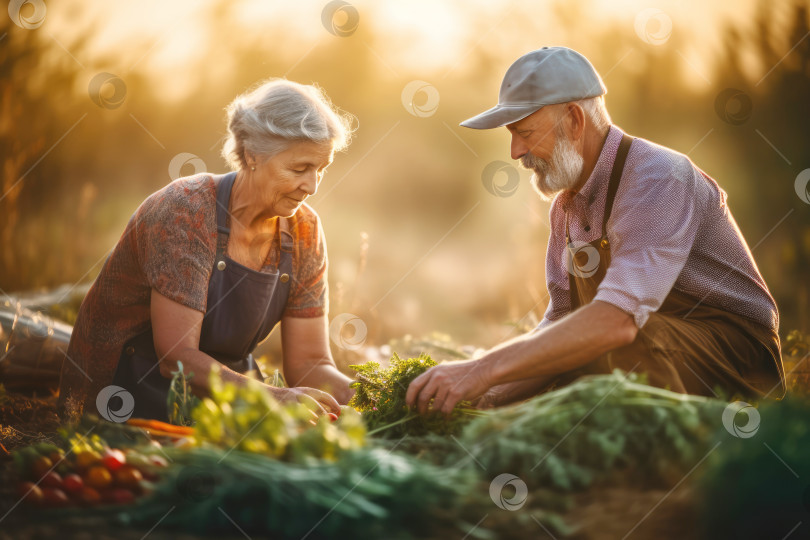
left=566, top=102, right=586, bottom=142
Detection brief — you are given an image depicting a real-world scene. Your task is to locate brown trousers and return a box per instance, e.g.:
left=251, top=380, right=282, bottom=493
left=553, top=289, right=786, bottom=400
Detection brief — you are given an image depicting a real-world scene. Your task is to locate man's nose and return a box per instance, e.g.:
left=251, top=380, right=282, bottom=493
left=510, top=135, right=528, bottom=161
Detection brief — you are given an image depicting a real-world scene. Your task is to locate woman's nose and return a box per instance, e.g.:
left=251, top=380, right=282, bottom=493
left=300, top=171, right=319, bottom=195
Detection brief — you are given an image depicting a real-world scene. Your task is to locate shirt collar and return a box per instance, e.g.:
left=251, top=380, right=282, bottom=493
left=560, top=124, right=624, bottom=210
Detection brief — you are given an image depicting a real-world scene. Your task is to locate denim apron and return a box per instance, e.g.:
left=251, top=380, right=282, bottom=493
left=555, top=133, right=784, bottom=399
left=111, top=171, right=294, bottom=420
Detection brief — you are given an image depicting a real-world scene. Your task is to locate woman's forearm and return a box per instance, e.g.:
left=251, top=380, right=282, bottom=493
left=292, top=363, right=354, bottom=404
left=160, top=347, right=259, bottom=399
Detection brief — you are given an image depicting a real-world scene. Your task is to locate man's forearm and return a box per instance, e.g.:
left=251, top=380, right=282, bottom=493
left=480, top=375, right=556, bottom=408
left=483, top=300, right=637, bottom=388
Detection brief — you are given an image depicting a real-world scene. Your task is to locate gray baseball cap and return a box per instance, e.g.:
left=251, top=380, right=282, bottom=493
left=460, top=47, right=607, bottom=130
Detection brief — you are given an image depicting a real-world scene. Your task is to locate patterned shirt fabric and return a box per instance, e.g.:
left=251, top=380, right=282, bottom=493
left=58, top=173, right=328, bottom=417
left=536, top=125, right=779, bottom=331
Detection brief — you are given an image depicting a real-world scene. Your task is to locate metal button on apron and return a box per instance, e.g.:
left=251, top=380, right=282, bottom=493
left=217, top=260, right=226, bottom=271
left=125, top=345, right=135, bottom=355
left=280, top=273, right=290, bottom=283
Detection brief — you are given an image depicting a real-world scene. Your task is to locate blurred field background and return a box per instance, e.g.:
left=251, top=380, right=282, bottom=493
left=1, top=0, right=809, bottom=370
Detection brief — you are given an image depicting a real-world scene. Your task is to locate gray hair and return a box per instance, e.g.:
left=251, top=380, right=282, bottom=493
left=571, top=95, right=611, bottom=133
left=221, top=79, right=355, bottom=170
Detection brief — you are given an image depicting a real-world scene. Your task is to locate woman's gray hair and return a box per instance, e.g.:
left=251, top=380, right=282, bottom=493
left=221, top=79, right=355, bottom=170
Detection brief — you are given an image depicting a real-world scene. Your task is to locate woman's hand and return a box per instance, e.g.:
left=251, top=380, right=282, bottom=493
left=270, top=386, right=341, bottom=416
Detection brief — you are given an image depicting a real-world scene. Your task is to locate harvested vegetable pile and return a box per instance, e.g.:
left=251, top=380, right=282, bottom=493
left=117, top=446, right=482, bottom=539
left=9, top=422, right=172, bottom=510
left=6, top=353, right=775, bottom=539
left=443, top=370, right=727, bottom=491
left=349, top=353, right=477, bottom=437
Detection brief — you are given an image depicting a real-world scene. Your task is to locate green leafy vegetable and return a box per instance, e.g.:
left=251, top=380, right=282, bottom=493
left=166, top=361, right=200, bottom=427
left=190, top=366, right=366, bottom=462
left=116, top=446, right=484, bottom=540
left=446, top=370, right=726, bottom=491
left=349, top=353, right=476, bottom=438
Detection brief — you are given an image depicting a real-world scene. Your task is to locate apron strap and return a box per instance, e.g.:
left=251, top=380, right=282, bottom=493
left=279, top=217, right=294, bottom=253
left=564, top=133, right=634, bottom=247
left=215, top=172, right=238, bottom=256
left=600, top=133, right=634, bottom=240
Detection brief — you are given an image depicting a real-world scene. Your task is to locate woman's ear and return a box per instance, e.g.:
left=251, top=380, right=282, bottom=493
left=244, top=151, right=255, bottom=170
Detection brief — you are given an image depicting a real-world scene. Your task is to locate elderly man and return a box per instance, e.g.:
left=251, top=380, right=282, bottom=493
left=406, top=46, right=786, bottom=414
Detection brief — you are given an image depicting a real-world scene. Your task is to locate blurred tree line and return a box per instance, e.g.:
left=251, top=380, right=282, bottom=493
left=1, top=0, right=808, bottom=345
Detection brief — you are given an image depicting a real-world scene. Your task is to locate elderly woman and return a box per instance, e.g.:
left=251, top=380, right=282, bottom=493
left=57, top=79, right=354, bottom=422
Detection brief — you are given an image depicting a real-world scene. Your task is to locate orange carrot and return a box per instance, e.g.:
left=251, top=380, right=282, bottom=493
left=125, top=418, right=194, bottom=436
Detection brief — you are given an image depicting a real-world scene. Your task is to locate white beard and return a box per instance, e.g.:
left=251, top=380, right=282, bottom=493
left=520, top=136, right=584, bottom=200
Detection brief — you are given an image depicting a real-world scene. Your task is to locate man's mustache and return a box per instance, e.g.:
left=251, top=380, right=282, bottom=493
left=520, top=153, right=547, bottom=171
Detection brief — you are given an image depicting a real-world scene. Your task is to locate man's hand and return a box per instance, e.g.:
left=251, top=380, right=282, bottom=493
left=405, top=359, right=492, bottom=416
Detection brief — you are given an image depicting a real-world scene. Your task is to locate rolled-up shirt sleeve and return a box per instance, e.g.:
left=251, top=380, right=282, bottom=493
left=593, top=162, right=703, bottom=328
left=283, top=206, right=328, bottom=318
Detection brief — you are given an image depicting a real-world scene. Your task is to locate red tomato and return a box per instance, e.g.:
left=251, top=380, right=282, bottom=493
left=41, top=487, right=70, bottom=507
left=40, top=471, right=63, bottom=489
left=102, top=448, right=126, bottom=472
left=84, top=466, right=113, bottom=489
left=30, top=456, right=53, bottom=479
left=78, top=486, right=101, bottom=506
left=16, top=482, right=44, bottom=506
left=62, top=473, right=84, bottom=494
left=108, top=487, right=135, bottom=505
left=114, top=465, right=143, bottom=489
left=327, top=412, right=339, bottom=422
